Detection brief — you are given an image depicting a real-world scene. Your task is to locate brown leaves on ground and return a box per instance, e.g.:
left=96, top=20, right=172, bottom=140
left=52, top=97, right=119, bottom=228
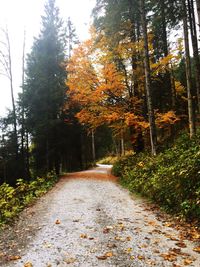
left=193, top=246, right=200, bottom=253
left=96, top=251, right=114, bottom=260
left=64, top=257, right=77, bottom=264
left=64, top=171, right=118, bottom=182
left=55, top=219, right=61, bottom=225
left=80, top=233, right=88, bottom=239
left=103, top=226, right=113, bottom=234
left=175, top=241, right=187, bottom=248
left=160, top=252, right=177, bottom=262
left=8, top=255, right=21, bottom=261
left=24, top=263, right=33, bottom=267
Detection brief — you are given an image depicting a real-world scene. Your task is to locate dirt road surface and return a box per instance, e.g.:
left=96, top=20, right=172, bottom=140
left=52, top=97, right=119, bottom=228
left=0, top=165, right=200, bottom=266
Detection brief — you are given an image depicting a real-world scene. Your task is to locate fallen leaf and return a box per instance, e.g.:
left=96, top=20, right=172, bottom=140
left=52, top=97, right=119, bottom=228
left=96, top=255, right=107, bottom=260
left=88, top=237, right=94, bottom=240
left=24, top=263, right=33, bottom=267
left=107, top=243, right=117, bottom=249
left=193, top=246, right=200, bottom=253
left=73, top=219, right=79, bottom=223
left=126, top=236, right=132, bottom=241
left=114, top=236, right=122, bottom=241
left=90, top=248, right=98, bottom=253
left=139, top=244, right=148, bottom=248
left=183, top=258, right=194, bottom=265
left=164, top=222, right=173, bottom=227
left=124, top=248, right=132, bottom=254
left=160, top=253, right=177, bottom=262
left=148, top=221, right=157, bottom=226
left=103, top=226, right=113, bottom=234
left=169, top=248, right=182, bottom=254
left=130, top=255, right=135, bottom=260
left=8, top=255, right=21, bottom=261
left=65, top=258, right=76, bottom=264
left=55, top=219, right=61, bottom=225
left=80, top=234, right=87, bottom=239
left=175, top=242, right=187, bottom=248
left=138, top=255, right=145, bottom=260
left=105, top=251, right=113, bottom=257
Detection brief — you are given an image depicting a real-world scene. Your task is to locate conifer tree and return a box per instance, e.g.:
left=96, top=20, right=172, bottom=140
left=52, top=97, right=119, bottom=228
left=24, top=0, right=67, bottom=175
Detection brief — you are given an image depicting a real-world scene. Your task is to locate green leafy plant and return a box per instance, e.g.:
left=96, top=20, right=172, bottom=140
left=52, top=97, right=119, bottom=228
left=112, top=130, right=200, bottom=222
left=0, top=172, right=58, bottom=225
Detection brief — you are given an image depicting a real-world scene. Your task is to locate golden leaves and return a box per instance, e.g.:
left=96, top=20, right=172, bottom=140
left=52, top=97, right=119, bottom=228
left=156, top=110, right=180, bottom=128
left=96, top=251, right=114, bottom=260
left=193, top=246, right=200, bottom=253
left=160, top=252, right=177, bottom=262
left=24, top=263, right=33, bottom=267
left=8, top=255, right=21, bottom=261
left=80, top=234, right=88, bottom=239
left=64, top=257, right=77, bottom=264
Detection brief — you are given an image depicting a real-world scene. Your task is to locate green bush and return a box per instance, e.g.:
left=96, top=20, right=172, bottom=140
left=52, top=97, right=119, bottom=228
left=112, top=130, right=200, bottom=222
left=0, top=171, right=58, bottom=225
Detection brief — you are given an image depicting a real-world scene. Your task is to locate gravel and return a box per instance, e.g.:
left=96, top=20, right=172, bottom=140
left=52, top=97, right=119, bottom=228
left=0, top=165, right=199, bottom=267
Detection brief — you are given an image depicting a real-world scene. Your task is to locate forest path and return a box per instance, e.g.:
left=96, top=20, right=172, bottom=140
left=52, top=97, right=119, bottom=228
left=0, top=165, right=200, bottom=267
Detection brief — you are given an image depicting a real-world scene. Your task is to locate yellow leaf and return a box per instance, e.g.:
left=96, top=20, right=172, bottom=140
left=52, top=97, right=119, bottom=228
left=80, top=233, right=87, bottom=239
left=64, top=258, right=76, bottom=264
left=138, top=255, right=145, bottom=260
left=9, top=255, right=21, bottom=261
left=124, top=247, right=133, bottom=254
left=105, top=251, right=113, bottom=257
left=193, top=246, right=200, bottom=253
left=183, top=258, right=194, bottom=265
left=24, top=263, right=33, bottom=267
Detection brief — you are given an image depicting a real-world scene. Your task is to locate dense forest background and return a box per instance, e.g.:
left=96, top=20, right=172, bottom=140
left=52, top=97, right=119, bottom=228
left=0, top=0, right=200, bottom=186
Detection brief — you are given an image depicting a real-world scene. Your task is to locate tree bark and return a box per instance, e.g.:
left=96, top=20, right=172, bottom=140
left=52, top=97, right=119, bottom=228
left=196, top=0, right=200, bottom=34
left=91, top=129, right=96, bottom=162
left=182, top=0, right=196, bottom=137
left=140, top=0, right=157, bottom=156
left=5, top=27, right=18, bottom=157
left=187, top=0, right=200, bottom=113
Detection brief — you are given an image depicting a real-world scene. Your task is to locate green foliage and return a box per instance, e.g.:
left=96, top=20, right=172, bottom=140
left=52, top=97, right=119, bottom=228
left=0, top=172, right=58, bottom=225
left=97, top=155, right=118, bottom=165
left=24, top=0, right=67, bottom=175
left=112, top=130, right=200, bottom=222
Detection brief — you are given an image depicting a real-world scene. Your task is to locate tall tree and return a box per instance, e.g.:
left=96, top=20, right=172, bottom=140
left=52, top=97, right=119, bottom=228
left=0, top=27, right=18, bottom=157
left=24, top=0, right=67, bottom=175
left=140, top=0, right=157, bottom=155
left=182, top=0, right=196, bottom=137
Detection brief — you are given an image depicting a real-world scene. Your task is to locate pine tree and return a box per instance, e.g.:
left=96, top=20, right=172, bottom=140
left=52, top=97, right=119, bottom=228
left=24, top=0, right=67, bottom=175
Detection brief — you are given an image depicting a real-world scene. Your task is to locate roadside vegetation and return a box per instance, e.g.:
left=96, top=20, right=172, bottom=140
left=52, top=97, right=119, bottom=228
left=0, top=172, right=58, bottom=225
left=112, top=129, right=200, bottom=224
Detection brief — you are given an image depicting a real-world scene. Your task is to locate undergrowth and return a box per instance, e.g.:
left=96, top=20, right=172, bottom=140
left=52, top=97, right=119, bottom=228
left=112, top=130, right=200, bottom=223
left=0, top=172, right=58, bottom=225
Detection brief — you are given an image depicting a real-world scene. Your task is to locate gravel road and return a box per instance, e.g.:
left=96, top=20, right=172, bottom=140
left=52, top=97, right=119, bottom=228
left=0, top=165, right=200, bottom=267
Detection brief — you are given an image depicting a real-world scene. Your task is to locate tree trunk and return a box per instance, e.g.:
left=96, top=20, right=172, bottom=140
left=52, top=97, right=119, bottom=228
left=21, top=30, right=26, bottom=178
left=187, top=0, right=200, bottom=113
left=182, top=0, right=196, bottom=137
left=140, top=0, right=157, bottom=156
left=5, top=28, right=18, bottom=157
left=196, top=0, right=200, bottom=34
left=91, top=129, right=96, bottom=162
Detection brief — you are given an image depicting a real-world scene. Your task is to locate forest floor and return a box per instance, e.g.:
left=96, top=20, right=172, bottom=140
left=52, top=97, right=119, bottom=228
left=0, top=165, right=200, bottom=267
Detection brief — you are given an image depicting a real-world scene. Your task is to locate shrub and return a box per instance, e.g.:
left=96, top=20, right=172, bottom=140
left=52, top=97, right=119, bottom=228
left=112, top=130, right=200, bottom=222
left=0, top=172, right=58, bottom=225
